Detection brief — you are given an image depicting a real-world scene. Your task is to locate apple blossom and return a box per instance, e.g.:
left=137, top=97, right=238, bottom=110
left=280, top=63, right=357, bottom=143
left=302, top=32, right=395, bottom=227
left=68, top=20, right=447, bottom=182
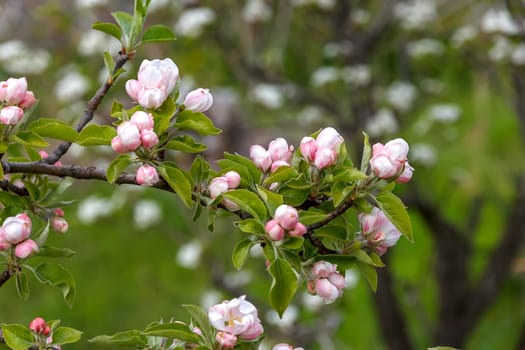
left=313, top=148, right=337, bottom=170
left=51, top=217, right=69, bottom=233
left=29, top=317, right=50, bottom=336
left=19, top=90, right=36, bottom=109
left=115, top=121, right=141, bottom=152
left=0, top=235, right=11, bottom=251
left=370, top=138, right=411, bottom=180
left=316, top=126, right=344, bottom=151
left=266, top=219, right=285, bottom=241
left=315, top=278, right=341, bottom=304
left=209, top=177, right=230, bottom=199
left=0, top=213, right=32, bottom=244
left=358, top=207, right=401, bottom=255
left=223, top=171, right=241, bottom=189
left=0, top=105, right=24, bottom=125
left=274, top=205, right=299, bottom=230
left=288, top=222, right=307, bottom=237
left=271, top=160, right=290, bottom=173
left=299, top=137, right=317, bottom=162
left=1, top=77, right=28, bottom=105
left=208, top=295, right=263, bottom=339
left=249, top=144, right=272, bottom=171
left=15, top=239, right=39, bottom=259
left=309, top=260, right=345, bottom=304
left=268, top=137, right=294, bottom=163
left=136, top=165, right=159, bottom=186
left=272, top=344, right=304, bottom=350
left=140, top=128, right=159, bottom=149
left=209, top=172, right=241, bottom=210
left=183, top=88, right=214, bottom=112
left=300, top=127, right=343, bottom=169
left=130, top=111, right=154, bottom=131
left=397, top=161, right=414, bottom=183
left=216, top=331, right=237, bottom=348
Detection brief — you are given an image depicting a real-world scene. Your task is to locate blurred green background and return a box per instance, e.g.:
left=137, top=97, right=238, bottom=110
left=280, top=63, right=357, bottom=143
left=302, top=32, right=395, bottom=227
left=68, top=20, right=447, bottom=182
left=1, top=0, right=525, bottom=349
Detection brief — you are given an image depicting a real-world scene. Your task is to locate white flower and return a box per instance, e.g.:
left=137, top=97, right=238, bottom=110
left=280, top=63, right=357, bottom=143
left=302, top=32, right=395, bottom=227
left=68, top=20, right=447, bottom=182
left=394, top=0, right=437, bottom=31
left=265, top=304, right=298, bottom=331
left=410, top=143, right=437, bottom=166
left=365, top=108, right=398, bottom=137
left=488, top=35, right=512, bottom=62
left=174, top=7, right=216, bottom=38
left=311, top=66, right=340, bottom=87
left=249, top=83, right=284, bottom=109
left=451, top=26, right=477, bottom=48
left=55, top=66, right=90, bottom=103
left=407, top=38, right=445, bottom=58
left=78, top=30, right=121, bottom=56
left=512, top=44, right=525, bottom=65
left=481, top=8, right=520, bottom=35
left=75, top=0, right=108, bottom=9
left=242, top=0, right=272, bottom=23
left=385, top=81, right=418, bottom=112
left=77, top=196, right=115, bottom=224
left=427, top=104, right=461, bottom=123
left=133, top=200, right=162, bottom=230
left=341, top=64, right=371, bottom=86
left=208, top=295, right=261, bottom=336
left=176, top=240, right=203, bottom=269
left=0, top=40, right=50, bottom=74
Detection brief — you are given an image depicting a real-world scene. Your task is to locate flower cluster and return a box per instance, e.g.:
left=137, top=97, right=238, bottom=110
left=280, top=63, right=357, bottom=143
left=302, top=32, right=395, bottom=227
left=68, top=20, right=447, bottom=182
left=300, top=127, right=344, bottom=169
left=208, top=171, right=241, bottom=210
left=29, top=317, right=60, bottom=349
left=370, top=138, right=413, bottom=182
left=208, top=295, right=264, bottom=348
left=126, top=58, right=179, bottom=109
left=250, top=137, right=294, bottom=173
left=307, top=261, right=345, bottom=304
left=265, top=204, right=307, bottom=241
left=273, top=344, right=304, bottom=350
left=50, top=208, right=69, bottom=234
left=0, top=77, right=36, bottom=125
left=358, top=207, right=401, bottom=256
left=0, top=213, right=39, bottom=259
left=111, top=111, right=159, bottom=153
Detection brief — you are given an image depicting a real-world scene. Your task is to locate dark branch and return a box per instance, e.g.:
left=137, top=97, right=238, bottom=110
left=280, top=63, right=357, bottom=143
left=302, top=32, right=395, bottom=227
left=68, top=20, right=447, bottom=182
left=42, top=53, right=130, bottom=165
left=0, top=268, right=15, bottom=288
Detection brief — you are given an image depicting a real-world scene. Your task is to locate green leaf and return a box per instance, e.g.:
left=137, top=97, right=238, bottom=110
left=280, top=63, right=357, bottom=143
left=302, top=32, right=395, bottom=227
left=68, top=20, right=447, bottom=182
left=37, top=246, right=76, bottom=258
left=106, top=154, right=132, bottom=184
left=0, top=324, right=34, bottom=350
left=221, top=189, right=267, bottom=220
left=32, top=263, right=76, bottom=308
left=263, top=166, right=299, bottom=185
left=357, top=261, right=377, bottom=292
left=111, top=11, right=133, bottom=46
left=428, top=347, right=460, bottom=350
left=216, top=159, right=253, bottom=185
left=11, top=131, right=48, bottom=148
left=92, top=22, right=122, bottom=41
left=317, top=255, right=356, bottom=270
left=360, top=132, right=372, bottom=173
left=175, top=110, right=221, bottom=136
left=152, top=98, right=176, bottom=134
left=182, top=304, right=212, bottom=343
left=333, top=168, right=368, bottom=182
left=52, top=327, right=83, bottom=345
left=224, top=152, right=262, bottom=183
left=190, top=155, right=210, bottom=184
left=256, top=185, right=283, bottom=215
left=232, top=238, right=255, bottom=270
left=281, top=236, right=304, bottom=250
left=331, top=181, right=354, bottom=207
left=142, top=24, right=176, bottom=43
left=165, top=135, right=207, bottom=153
left=76, top=125, right=116, bottom=146
left=236, top=218, right=265, bottom=235
left=299, top=210, right=329, bottom=225
left=142, top=322, right=199, bottom=343
left=158, top=165, right=193, bottom=208
left=349, top=249, right=384, bottom=267
left=0, top=191, right=24, bottom=207
left=315, top=224, right=348, bottom=241
left=89, top=330, right=148, bottom=347
left=375, top=192, right=413, bottom=242
left=280, top=186, right=310, bottom=207
left=268, top=258, right=298, bottom=317
left=15, top=272, right=30, bottom=300
left=103, top=51, right=115, bottom=77
left=27, top=118, right=78, bottom=142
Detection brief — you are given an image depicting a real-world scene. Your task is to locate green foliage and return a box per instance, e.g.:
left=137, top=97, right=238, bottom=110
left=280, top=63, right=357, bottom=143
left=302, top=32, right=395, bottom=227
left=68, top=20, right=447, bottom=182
left=0, top=324, right=34, bottom=350
left=268, top=258, right=298, bottom=318
left=29, top=263, right=76, bottom=308
left=76, top=125, right=116, bottom=146
left=27, top=118, right=78, bottom=142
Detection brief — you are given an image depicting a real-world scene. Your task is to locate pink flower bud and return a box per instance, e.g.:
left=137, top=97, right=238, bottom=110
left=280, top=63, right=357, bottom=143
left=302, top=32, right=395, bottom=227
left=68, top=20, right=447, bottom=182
left=327, top=272, right=346, bottom=290
left=39, top=150, right=49, bottom=159
left=316, top=127, right=343, bottom=151
left=136, top=165, right=159, bottom=186
left=51, top=217, right=69, bottom=234
left=268, top=138, right=293, bottom=163
left=137, top=58, right=179, bottom=93
left=300, top=137, right=317, bottom=162
left=216, top=331, right=237, bottom=348
left=358, top=207, right=401, bottom=250
left=313, top=148, right=337, bottom=169
left=138, top=88, right=168, bottom=109
left=239, top=321, right=264, bottom=340
left=0, top=235, right=11, bottom=251
left=289, top=222, right=306, bottom=237
left=53, top=208, right=65, bottom=217
left=315, top=278, right=340, bottom=304
left=274, top=205, right=299, bottom=230
left=0, top=106, right=24, bottom=125
left=29, top=317, right=50, bottom=336
left=19, top=91, right=36, bottom=109
left=223, top=171, right=241, bottom=189
left=311, top=261, right=337, bottom=278
left=370, top=154, right=397, bottom=178
left=265, top=219, right=285, bottom=241
left=249, top=145, right=272, bottom=172
left=130, top=111, right=154, bottom=131
left=140, top=129, right=159, bottom=149
left=184, top=88, right=214, bottom=113
left=117, top=121, right=141, bottom=152
left=125, top=79, right=141, bottom=101
left=15, top=239, right=39, bottom=259
left=111, top=136, right=125, bottom=153
left=4, top=77, right=28, bottom=105
left=270, top=160, right=290, bottom=173
left=209, top=177, right=229, bottom=199
left=384, top=138, right=409, bottom=165
left=0, top=214, right=32, bottom=244
left=396, top=161, right=414, bottom=183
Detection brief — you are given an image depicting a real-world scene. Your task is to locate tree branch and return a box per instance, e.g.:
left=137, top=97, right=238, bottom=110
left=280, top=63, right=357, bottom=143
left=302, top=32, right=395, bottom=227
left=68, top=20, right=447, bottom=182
left=0, top=268, right=15, bottom=288
left=42, top=52, right=130, bottom=165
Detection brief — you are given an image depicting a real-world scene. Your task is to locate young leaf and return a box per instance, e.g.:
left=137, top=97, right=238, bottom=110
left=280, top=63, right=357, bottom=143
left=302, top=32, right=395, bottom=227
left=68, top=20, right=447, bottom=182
left=111, top=11, right=133, bottom=47
left=190, top=155, right=210, bottom=184
left=174, top=110, right=221, bottom=135
left=256, top=185, right=283, bottom=214
left=15, top=272, right=30, bottom=300
left=333, top=168, right=368, bottom=182
left=221, top=189, right=267, bottom=220
left=158, top=165, right=193, bottom=208
left=52, top=327, right=83, bottom=345
left=37, top=246, right=76, bottom=258
left=224, top=152, right=262, bottom=184
left=164, top=135, right=207, bottom=153
left=236, top=218, right=265, bottom=235
left=152, top=98, right=176, bottom=134
left=11, top=131, right=48, bottom=148
left=141, top=24, right=176, bottom=43
left=331, top=181, right=354, bottom=207
left=92, top=22, right=122, bottom=41
left=375, top=192, right=413, bottom=242
left=27, top=118, right=78, bottom=142
left=32, top=263, right=76, bottom=308
left=216, top=159, right=253, bottom=184
left=357, top=261, right=377, bottom=292
left=89, top=330, right=148, bottom=347
left=268, top=258, right=298, bottom=317
left=76, top=125, right=116, bottom=146
left=103, top=51, right=115, bottom=77
left=232, top=238, right=255, bottom=270
left=106, top=154, right=132, bottom=184
left=263, top=166, right=299, bottom=185
left=141, top=322, right=200, bottom=343
left=0, top=324, right=34, bottom=350
left=182, top=304, right=213, bottom=344
left=360, top=132, right=372, bottom=173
